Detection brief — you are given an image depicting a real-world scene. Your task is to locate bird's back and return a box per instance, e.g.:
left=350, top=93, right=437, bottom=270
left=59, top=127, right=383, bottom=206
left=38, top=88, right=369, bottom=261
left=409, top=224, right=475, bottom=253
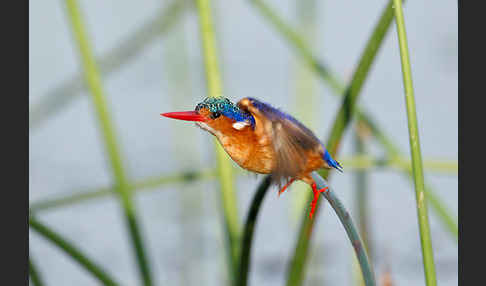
left=235, top=97, right=341, bottom=185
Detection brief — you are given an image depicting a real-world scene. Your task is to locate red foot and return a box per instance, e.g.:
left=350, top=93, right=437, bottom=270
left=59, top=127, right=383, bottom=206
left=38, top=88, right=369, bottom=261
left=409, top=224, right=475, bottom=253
left=309, top=182, right=328, bottom=219
left=278, top=178, right=295, bottom=197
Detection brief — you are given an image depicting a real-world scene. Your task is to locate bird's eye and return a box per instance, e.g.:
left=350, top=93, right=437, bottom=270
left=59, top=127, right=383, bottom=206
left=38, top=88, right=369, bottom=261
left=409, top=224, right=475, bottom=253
left=211, top=111, right=221, bottom=119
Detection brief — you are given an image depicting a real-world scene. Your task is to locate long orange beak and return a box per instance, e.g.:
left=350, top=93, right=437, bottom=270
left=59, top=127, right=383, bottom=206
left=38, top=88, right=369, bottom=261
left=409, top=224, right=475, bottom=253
left=161, top=111, right=206, bottom=122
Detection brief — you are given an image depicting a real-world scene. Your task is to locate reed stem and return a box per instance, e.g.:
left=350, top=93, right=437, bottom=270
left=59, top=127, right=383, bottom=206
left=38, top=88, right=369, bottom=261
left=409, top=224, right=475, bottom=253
left=311, top=172, right=376, bottom=286
left=64, top=1, right=153, bottom=284
left=391, top=0, right=437, bottom=284
left=251, top=0, right=456, bottom=238
left=237, top=176, right=272, bottom=286
left=249, top=5, right=456, bottom=284
left=252, top=0, right=457, bottom=236
left=285, top=2, right=396, bottom=285
left=29, top=216, right=118, bottom=286
left=29, top=257, right=45, bottom=286
left=195, top=0, right=240, bottom=280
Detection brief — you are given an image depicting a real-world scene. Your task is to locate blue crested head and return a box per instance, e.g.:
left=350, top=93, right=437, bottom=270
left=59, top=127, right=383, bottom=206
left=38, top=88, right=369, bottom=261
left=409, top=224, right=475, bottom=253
left=195, top=97, right=255, bottom=127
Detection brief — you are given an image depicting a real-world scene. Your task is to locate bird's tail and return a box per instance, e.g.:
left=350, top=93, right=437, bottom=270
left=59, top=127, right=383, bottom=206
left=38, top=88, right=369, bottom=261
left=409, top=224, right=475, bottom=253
left=323, top=150, right=343, bottom=172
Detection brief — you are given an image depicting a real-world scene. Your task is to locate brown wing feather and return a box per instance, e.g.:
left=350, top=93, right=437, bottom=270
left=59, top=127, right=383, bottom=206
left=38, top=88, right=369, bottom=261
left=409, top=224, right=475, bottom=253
left=237, top=97, right=323, bottom=187
left=271, top=117, right=322, bottom=186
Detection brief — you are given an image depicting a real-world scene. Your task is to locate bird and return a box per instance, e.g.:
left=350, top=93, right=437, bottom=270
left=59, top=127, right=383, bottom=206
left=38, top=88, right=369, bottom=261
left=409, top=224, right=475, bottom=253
left=161, top=97, right=342, bottom=219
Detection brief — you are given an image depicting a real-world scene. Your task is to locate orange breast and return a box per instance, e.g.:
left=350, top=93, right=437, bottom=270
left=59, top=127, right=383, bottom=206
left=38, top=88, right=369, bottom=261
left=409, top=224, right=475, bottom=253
left=209, top=113, right=327, bottom=177
left=217, top=130, right=328, bottom=177
left=218, top=128, right=276, bottom=174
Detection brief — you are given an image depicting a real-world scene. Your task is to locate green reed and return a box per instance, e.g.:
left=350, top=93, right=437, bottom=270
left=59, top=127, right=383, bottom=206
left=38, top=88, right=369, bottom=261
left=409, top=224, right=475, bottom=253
left=29, top=216, right=118, bottom=286
left=237, top=176, right=272, bottom=286
left=251, top=0, right=457, bottom=240
left=311, top=173, right=376, bottom=286
left=283, top=1, right=397, bottom=284
left=29, top=256, right=45, bottom=286
left=64, top=0, right=153, bottom=284
left=195, top=0, right=241, bottom=281
left=28, top=0, right=456, bottom=285
left=392, top=0, right=437, bottom=284
left=247, top=2, right=456, bottom=283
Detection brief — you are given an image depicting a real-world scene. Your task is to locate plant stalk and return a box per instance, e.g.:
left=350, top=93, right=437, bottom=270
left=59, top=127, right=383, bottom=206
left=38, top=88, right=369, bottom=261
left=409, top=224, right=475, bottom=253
left=64, top=0, right=153, bottom=284
left=392, top=0, right=437, bottom=284
left=29, top=257, right=45, bottom=286
left=248, top=4, right=456, bottom=284
left=195, top=0, right=241, bottom=280
left=284, top=1, right=397, bottom=284
left=237, top=176, right=272, bottom=286
left=29, top=216, right=118, bottom=286
left=311, top=172, right=376, bottom=286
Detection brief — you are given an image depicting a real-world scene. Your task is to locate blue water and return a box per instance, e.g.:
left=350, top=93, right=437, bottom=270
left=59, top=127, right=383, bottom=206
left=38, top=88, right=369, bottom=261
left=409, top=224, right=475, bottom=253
left=30, top=0, right=457, bottom=285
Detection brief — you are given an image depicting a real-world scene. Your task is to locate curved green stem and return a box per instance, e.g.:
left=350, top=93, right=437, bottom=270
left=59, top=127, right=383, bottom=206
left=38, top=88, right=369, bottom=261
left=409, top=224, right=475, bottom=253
left=29, top=216, right=118, bottom=286
left=392, top=0, right=437, bottom=284
left=64, top=1, right=153, bottom=284
left=311, top=172, right=376, bottom=286
left=29, top=257, right=45, bottom=286
left=284, top=2, right=397, bottom=285
left=286, top=0, right=391, bottom=277
left=237, top=176, right=272, bottom=286
left=195, top=0, right=240, bottom=280
left=250, top=0, right=457, bottom=242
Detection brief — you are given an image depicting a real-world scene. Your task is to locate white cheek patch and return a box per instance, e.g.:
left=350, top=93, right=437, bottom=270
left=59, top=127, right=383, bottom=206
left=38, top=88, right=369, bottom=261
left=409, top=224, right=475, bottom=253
left=232, top=121, right=249, bottom=130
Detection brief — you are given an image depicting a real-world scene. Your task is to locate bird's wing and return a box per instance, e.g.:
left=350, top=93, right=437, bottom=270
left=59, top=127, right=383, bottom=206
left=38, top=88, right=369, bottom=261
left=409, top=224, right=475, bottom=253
left=237, top=97, right=322, bottom=186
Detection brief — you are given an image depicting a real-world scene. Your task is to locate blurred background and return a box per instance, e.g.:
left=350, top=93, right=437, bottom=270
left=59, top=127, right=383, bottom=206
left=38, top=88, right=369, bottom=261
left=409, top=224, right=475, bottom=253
left=29, top=0, right=457, bottom=285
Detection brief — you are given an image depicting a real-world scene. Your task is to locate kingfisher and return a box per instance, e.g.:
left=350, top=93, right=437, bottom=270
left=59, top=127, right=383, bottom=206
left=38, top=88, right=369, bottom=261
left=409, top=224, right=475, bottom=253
left=161, top=97, right=342, bottom=219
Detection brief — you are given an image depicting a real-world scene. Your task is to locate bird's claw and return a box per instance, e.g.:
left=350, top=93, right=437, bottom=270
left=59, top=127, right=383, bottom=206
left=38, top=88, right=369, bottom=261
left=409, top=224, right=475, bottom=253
left=309, top=182, right=328, bottom=219
left=278, top=178, right=295, bottom=197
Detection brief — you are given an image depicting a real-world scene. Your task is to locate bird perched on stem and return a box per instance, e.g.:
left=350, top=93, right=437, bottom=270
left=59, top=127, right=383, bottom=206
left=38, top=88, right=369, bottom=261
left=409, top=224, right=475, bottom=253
left=162, top=97, right=342, bottom=219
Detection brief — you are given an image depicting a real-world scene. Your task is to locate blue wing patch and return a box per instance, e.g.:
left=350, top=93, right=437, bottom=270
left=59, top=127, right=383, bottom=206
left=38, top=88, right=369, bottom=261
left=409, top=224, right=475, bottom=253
left=323, top=150, right=343, bottom=172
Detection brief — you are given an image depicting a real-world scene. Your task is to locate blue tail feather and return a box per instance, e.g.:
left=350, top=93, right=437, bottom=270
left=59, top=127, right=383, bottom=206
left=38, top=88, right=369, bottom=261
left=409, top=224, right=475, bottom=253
left=323, top=150, right=343, bottom=172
